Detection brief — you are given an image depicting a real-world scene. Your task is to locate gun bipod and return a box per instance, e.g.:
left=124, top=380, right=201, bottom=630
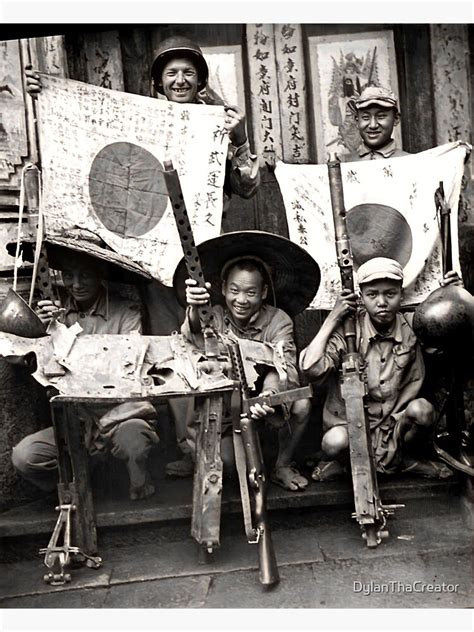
left=352, top=503, right=404, bottom=547
left=39, top=483, right=102, bottom=585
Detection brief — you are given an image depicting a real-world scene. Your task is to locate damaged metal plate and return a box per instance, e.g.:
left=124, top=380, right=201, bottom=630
left=0, top=328, right=279, bottom=401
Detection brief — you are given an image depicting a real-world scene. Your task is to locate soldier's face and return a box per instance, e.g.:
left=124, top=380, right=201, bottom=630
left=222, top=268, right=268, bottom=327
left=62, top=261, right=103, bottom=309
left=161, top=57, right=200, bottom=104
left=356, top=105, right=399, bottom=149
left=360, top=279, right=402, bottom=331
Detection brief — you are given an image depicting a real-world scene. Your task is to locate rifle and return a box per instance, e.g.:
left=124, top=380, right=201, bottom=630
left=163, top=161, right=312, bottom=585
left=327, top=154, right=401, bottom=547
left=227, top=339, right=280, bottom=586
left=163, top=160, right=225, bottom=556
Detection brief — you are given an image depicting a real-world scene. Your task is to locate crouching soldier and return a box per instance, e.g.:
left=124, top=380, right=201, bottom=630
left=174, top=231, right=320, bottom=491
left=11, top=237, right=160, bottom=500
left=299, top=256, right=452, bottom=481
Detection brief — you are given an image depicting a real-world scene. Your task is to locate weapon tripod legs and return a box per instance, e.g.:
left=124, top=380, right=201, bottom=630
left=40, top=402, right=101, bottom=585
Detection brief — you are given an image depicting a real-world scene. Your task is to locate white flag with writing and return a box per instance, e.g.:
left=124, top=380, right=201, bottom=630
left=276, top=142, right=469, bottom=309
left=38, top=75, right=228, bottom=285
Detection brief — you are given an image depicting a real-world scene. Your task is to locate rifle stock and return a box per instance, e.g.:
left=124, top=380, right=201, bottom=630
left=239, top=413, right=279, bottom=586
left=228, top=339, right=280, bottom=586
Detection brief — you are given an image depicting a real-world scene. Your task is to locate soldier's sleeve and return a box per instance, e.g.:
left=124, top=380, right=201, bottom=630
left=300, top=328, right=346, bottom=382
left=263, top=310, right=300, bottom=390
left=118, top=302, right=143, bottom=334
left=227, top=141, right=260, bottom=199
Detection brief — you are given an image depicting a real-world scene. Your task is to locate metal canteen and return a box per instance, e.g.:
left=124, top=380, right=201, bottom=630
left=413, top=284, right=474, bottom=350
left=0, top=289, right=47, bottom=338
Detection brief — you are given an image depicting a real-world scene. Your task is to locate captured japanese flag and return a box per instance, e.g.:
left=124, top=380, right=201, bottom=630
left=37, top=75, right=228, bottom=285
left=276, top=142, right=469, bottom=309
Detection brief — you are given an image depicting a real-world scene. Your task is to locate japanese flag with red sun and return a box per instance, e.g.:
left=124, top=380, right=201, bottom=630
left=276, top=142, right=469, bottom=309
left=37, top=75, right=228, bottom=285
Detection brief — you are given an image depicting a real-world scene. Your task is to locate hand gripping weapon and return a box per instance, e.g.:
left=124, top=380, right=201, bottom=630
left=163, top=161, right=311, bottom=585
left=327, top=154, right=402, bottom=547
left=163, top=160, right=225, bottom=558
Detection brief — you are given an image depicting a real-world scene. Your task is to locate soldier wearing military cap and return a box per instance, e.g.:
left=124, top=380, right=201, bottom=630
left=300, top=257, right=453, bottom=481
left=343, top=86, right=410, bottom=162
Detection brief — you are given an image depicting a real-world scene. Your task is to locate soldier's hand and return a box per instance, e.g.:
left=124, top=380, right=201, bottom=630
left=440, top=270, right=463, bottom=288
left=185, top=278, right=211, bottom=306
left=224, top=104, right=247, bottom=148
left=333, top=289, right=358, bottom=322
left=36, top=299, right=62, bottom=325
left=249, top=390, right=276, bottom=420
left=25, top=65, right=42, bottom=98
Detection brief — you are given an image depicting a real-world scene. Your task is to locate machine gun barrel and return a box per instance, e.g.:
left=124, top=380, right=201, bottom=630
left=327, top=154, right=357, bottom=354
left=163, top=160, right=218, bottom=358
left=327, top=154, right=393, bottom=547
left=163, top=160, right=223, bottom=555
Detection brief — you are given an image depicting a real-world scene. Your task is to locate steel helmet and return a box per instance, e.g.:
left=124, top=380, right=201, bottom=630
left=151, top=36, right=209, bottom=94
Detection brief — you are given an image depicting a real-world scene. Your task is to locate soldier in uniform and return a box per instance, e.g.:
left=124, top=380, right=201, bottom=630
left=175, top=231, right=320, bottom=491
left=25, top=35, right=261, bottom=478
left=11, top=239, right=160, bottom=500
left=343, top=85, right=410, bottom=162
left=299, top=257, right=453, bottom=481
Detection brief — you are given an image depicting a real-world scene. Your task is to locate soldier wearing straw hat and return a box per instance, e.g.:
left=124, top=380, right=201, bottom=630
left=174, top=230, right=321, bottom=491
left=12, top=234, right=160, bottom=501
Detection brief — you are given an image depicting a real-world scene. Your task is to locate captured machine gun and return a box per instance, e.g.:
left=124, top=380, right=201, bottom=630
left=163, top=161, right=312, bottom=586
left=163, top=160, right=226, bottom=559
left=327, top=154, right=402, bottom=547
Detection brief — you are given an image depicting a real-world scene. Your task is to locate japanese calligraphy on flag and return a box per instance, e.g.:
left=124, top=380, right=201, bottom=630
left=276, top=142, right=469, bottom=310
left=37, top=75, right=228, bottom=285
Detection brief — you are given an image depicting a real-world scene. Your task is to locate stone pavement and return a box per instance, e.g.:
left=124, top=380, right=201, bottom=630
left=0, top=494, right=472, bottom=609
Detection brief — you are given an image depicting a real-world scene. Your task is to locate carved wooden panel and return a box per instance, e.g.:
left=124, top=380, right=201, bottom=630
left=82, top=30, right=124, bottom=91
left=274, top=24, right=310, bottom=163
left=0, top=40, right=29, bottom=188
left=246, top=24, right=283, bottom=163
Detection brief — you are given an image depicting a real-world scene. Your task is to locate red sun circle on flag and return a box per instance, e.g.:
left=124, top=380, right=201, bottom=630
left=347, top=203, right=413, bottom=269
left=88, top=142, right=169, bottom=238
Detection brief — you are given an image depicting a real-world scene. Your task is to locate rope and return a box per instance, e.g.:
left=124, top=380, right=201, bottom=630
left=29, top=167, right=44, bottom=306
left=13, top=166, right=28, bottom=292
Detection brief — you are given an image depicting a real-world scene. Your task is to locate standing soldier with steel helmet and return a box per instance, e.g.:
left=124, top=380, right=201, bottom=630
left=149, top=35, right=260, bottom=203
left=25, top=35, right=260, bottom=205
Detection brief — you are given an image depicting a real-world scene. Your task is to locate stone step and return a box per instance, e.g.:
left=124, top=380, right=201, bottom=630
left=0, top=472, right=461, bottom=539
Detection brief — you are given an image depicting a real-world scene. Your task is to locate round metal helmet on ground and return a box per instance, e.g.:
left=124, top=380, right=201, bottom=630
left=151, top=36, right=209, bottom=94
left=45, top=234, right=151, bottom=285
left=413, top=284, right=474, bottom=350
left=0, top=289, right=46, bottom=338
left=346, top=203, right=413, bottom=268
left=173, top=230, right=321, bottom=317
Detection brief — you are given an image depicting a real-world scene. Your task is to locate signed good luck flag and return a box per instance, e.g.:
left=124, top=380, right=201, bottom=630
left=276, top=142, right=469, bottom=310
left=37, top=75, right=229, bottom=285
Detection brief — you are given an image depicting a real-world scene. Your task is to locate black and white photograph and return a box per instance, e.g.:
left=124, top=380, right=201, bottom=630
left=0, top=5, right=472, bottom=630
